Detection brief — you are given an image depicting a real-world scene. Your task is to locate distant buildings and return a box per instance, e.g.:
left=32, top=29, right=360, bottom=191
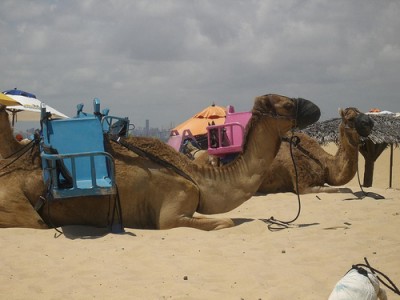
left=131, top=119, right=171, bottom=142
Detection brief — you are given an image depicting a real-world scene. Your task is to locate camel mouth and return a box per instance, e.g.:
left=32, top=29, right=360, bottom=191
left=355, top=113, right=374, bottom=137
left=294, top=98, right=321, bottom=129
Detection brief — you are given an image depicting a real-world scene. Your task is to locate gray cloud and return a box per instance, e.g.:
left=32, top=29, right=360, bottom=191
left=1, top=0, right=399, bottom=129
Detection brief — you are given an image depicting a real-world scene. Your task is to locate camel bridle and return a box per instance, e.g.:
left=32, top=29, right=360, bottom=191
left=262, top=94, right=298, bottom=128
left=341, top=110, right=366, bottom=147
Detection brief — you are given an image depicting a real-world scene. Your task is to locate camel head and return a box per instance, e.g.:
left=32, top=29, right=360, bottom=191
left=252, top=94, right=321, bottom=130
left=339, top=107, right=374, bottom=145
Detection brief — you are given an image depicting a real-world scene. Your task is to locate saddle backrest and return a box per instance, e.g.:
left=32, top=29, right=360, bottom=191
left=207, top=106, right=252, bottom=156
left=42, top=117, right=110, bottom=186
left=167, top=129, right=198, bottom=152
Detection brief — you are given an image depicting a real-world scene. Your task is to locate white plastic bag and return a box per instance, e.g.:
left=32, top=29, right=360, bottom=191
left=328, top=268, right=387, bottom=300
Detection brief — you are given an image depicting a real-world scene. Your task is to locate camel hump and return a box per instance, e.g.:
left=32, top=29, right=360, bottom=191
left=112, top=136, right=195, bottom=182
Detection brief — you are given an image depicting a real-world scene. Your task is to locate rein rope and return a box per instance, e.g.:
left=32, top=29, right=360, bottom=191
left=353, top=257, right=400, bottom=296
left=265, top=132, right=304, bottom=231
left=263, top=97, right=304, bottom=230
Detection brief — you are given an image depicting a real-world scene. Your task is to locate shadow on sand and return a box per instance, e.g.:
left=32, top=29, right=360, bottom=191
left=55, top=225, right=136, bottom=240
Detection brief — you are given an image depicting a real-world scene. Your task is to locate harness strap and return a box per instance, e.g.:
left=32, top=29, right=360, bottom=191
left=3, top=139, right=34, bottom=159
left=281, top=136, right=324, bottom=169
left=0, top=141, right=36, bottom=172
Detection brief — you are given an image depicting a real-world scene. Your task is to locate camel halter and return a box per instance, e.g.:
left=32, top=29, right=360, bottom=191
left=261, top=95, right=298, bottom=128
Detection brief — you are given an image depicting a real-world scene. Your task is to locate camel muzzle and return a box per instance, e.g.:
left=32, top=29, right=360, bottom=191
left=294, top=98, right=321, bottom=129
left=355, top=113, right=374, bottom=137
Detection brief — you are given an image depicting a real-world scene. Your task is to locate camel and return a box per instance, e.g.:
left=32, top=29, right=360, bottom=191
left=0, top=105, right=48, bottom=228
left=257, top=107, right=374, bottom=194
left=0, top=94, right=320, bottom=230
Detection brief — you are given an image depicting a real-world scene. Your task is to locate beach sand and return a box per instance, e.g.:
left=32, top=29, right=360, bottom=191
left=1, top=144, right=399, bottom=299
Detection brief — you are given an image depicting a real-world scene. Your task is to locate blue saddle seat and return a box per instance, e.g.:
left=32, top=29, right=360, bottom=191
left=41, top=116, right=116, bottom=198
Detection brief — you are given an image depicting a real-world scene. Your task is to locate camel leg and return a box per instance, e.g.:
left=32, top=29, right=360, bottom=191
left=160, top=214, right=235, bottom=231
left=301, top=186, right=353, bottom=194
left=157, top=188, right=235, bottom=230
left=0, top=193, right=48, bottom=229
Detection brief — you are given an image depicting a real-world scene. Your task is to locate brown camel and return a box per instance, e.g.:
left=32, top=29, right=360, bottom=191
left=0, top=94, right=320, bottom=230
left=258, top=107, right=374, bottom=194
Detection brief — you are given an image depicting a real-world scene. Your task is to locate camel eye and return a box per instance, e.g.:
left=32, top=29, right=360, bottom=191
left=283, top=102, right=293, bottom=110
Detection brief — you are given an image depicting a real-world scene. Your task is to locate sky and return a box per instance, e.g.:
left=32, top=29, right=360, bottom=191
left=1, top=0, right=399, bottom=131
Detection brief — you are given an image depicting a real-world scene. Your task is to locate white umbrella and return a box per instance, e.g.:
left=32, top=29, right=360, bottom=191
left=3, top=90, right=68, bottom=125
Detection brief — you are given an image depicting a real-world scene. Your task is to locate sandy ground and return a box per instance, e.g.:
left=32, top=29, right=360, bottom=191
left=1, top=144, right=399, bottom=299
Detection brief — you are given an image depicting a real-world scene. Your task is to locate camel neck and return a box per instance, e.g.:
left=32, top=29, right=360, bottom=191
left=327, top=125, right=360, bottom=186
left=193, top=118, right=289, bottom=214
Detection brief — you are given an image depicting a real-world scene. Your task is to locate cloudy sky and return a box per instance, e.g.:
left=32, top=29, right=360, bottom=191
left=1, top=0, right=399, bottom=130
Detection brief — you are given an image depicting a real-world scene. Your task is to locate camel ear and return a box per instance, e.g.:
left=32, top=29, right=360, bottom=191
left=339, top=108, right=344, bottom=118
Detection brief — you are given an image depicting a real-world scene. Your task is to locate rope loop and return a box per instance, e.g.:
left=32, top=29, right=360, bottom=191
left=266, top=131, right=302, bottom=231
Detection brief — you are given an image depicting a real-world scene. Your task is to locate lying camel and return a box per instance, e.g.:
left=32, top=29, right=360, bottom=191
left=0, top=94, right=320, bottom=230
left=258, top=107, right=374, bottom=194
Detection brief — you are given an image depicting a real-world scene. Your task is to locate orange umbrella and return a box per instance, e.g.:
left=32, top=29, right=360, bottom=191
left=173, top=104, right=226, bottom=136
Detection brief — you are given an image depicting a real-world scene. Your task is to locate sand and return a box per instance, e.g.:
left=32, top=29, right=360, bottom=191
left=1, top=144, right=399, bottom=299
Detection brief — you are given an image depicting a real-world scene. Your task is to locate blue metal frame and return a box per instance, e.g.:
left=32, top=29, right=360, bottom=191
left=42, top=151, right=116, bottom=198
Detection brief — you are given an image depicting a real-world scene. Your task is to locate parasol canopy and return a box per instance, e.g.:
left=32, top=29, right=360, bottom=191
left=173, top=103, right=226, bottom=136
left=3, top=89, right=69, bottom=125
left=0, top=92, right=21, bottom=106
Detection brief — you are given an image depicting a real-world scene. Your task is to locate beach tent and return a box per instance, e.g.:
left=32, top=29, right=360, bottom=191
left=0, top=92, right=21, bottom=106
left=172, top=103, right=226, bottom=136
left=3, top=89, right=68, bottom=125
